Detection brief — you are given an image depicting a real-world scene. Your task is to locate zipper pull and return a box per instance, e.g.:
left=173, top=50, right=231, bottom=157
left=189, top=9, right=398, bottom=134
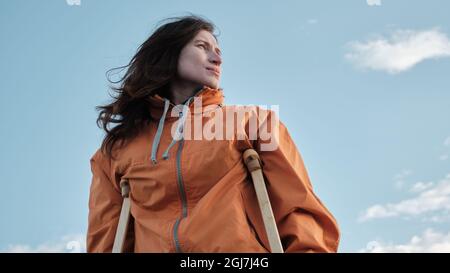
left=178, top=111, right=184, bottom=134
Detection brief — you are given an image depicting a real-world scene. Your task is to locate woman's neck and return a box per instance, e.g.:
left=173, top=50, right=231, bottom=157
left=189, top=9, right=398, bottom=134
left=168, top=81, right=204, bottom=105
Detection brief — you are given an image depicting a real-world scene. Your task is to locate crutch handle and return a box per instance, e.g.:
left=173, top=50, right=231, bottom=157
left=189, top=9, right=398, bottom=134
left=243, top=149, right=262, bottom=172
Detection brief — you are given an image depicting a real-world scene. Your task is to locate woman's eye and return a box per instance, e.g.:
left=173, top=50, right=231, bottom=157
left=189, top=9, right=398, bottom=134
left=198, top=44, right=207, bottom=49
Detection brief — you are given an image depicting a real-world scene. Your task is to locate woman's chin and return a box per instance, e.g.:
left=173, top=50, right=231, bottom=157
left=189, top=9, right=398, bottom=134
left=202, top=80, right=219, bottom=89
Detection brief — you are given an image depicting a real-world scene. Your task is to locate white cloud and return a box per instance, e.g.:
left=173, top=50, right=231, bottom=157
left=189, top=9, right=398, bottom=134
left=345, top=28, right=450, bottom=74
left=394, top=180, right=405, bottom=190
left=1, top=233, right=86, bottom=253
left=359, top=173, right=450, bottom=222
left=394, top=169, right=412, bottom=180
left=439, top=137, right=450, bottom=160
left=360, top=228, right=450, bottom=253
left=366, top=0, right=381, bottom=6
left=421, top=212, right=450, bottom=223
left=410, top=181, right=434, bottom=193
left=444, top=136, right=450, bottom=147
left=393, top=169, right=412, bottom=190
left=66, top=0, right=81, bottom=6
left=307, top=19, right=318, bottom=25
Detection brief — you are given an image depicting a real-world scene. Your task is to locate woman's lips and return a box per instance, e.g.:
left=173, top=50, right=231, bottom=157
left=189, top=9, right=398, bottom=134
left=206, top=68, right=220, bottom=77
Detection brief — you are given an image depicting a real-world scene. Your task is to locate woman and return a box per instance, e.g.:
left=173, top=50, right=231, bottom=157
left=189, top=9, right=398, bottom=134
left=87, top=15, right=340, bottom=253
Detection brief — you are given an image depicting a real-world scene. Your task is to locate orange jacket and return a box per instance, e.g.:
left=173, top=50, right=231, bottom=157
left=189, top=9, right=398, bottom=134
left=87, top=86, right=340, bottom=252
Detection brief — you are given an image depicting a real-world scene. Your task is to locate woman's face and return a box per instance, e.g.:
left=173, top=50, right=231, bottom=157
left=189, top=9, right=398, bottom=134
left=177, top=30, right=222, bottom=89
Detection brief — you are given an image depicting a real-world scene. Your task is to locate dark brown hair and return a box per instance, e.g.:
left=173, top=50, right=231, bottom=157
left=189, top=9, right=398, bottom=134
left=96, top=14, right=219, bottom=159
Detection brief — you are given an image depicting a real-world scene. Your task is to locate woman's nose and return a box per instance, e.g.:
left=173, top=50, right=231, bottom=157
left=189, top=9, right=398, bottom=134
left=209, top=52, right=222, bottom=66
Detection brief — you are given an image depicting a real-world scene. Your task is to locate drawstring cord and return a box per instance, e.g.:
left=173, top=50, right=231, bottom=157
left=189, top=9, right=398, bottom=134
left=150, top=96, right=195, bottom=164
left=150, top=98, right=170, bottom=165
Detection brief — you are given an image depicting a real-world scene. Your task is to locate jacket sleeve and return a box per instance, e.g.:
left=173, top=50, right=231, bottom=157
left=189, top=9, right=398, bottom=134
left=86, top=149, right=134, bottom=252
left=252, top=109, right=340, bottom=253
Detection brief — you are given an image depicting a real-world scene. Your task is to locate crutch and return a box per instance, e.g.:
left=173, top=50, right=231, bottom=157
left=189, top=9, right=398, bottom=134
left=112, top=179, right=131, bottom=253
left=243, top=148, right=284, bottom=253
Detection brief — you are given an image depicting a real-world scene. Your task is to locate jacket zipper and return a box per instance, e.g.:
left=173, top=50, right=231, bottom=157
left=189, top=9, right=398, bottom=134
left=173, top=111, right=188, bottom=253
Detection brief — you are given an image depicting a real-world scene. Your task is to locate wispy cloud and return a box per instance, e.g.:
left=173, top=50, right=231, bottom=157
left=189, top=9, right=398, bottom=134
left=1, top=234, right=86, bottom=253
left=359, top=173, right=450, bottom=222
left=444, top=136, right=450, bottom=147
left=438, top=136, right=450, bottom=160
left=360, top=228, right=450, bottom=253
left=393, top=169, right=412, bottom=190
left=366, top=0, right=381, bottom=6
left=307, top=19, right=318, bottom=25
left=410, top=181, right=434, bottom=193
left=345, top=28, right=450, bottom=74
left=66, top=0, right=81, bottom=6
left=421, top=212, right=450, bottom=223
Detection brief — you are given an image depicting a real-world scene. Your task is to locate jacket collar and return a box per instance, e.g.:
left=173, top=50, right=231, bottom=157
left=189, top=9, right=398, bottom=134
left=147, top=85, right=224, bottom=120
left=148, top=85, right=224, bottom=165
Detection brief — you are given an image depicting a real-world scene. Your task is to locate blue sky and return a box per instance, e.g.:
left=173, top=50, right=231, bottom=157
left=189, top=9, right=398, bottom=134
left=1, top=0, right=449, bottom=252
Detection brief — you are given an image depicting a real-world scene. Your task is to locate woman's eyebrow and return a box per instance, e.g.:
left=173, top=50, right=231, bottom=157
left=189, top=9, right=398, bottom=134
left=194, top=39, right=222, bottom=55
